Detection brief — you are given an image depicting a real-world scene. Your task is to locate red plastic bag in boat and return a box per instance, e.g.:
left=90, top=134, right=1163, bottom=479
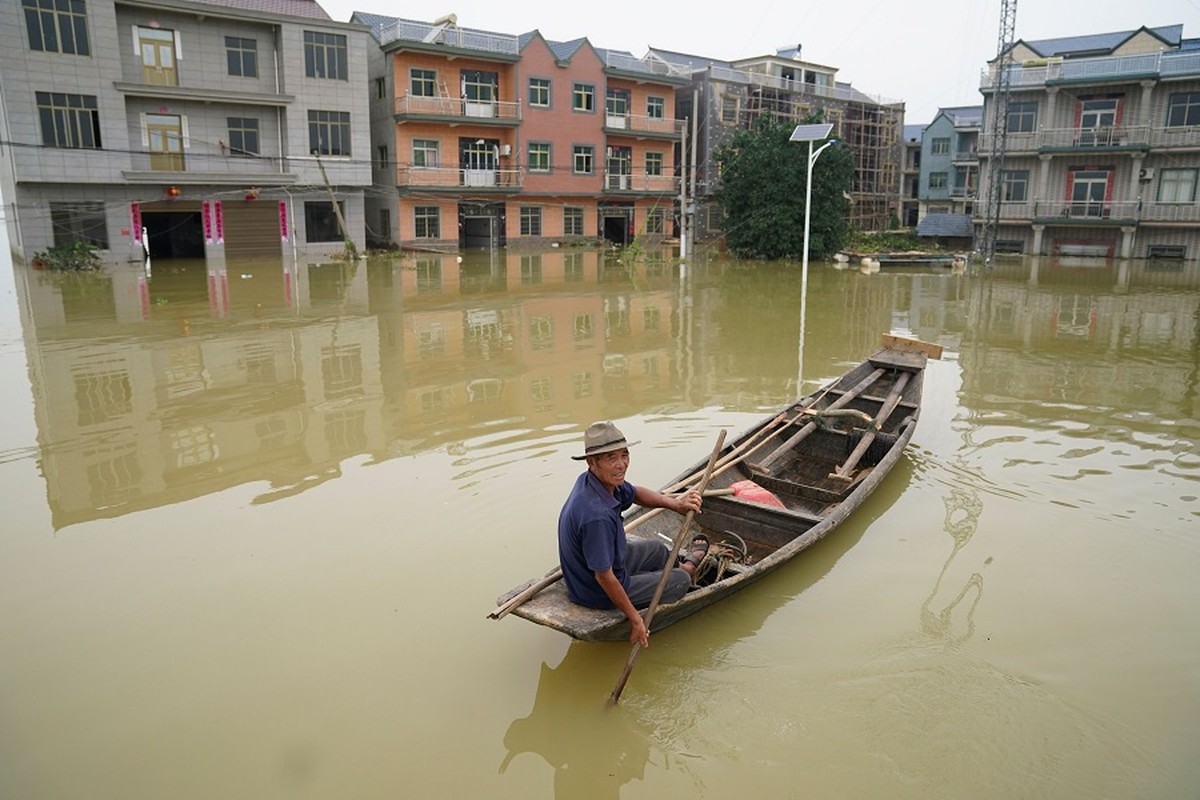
left=729, top=479, right=786, bottom=509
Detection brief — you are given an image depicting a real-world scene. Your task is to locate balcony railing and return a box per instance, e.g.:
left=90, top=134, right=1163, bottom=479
left=603, top=171, right=679, bottom=193
left=980, top=49, right=1200, bottom=89
left=603, top=113, right=684, bottom=136
left=397, top=165, right=522, bottom=189
left=705, top=64, right=902, bottom=107
left=949, top=186, right=978, bottom=199
left=952, top=149, right=978, bottom=163
left=979, top=124, right=1164, bottom=153
left=990, top=200, right=1139, bottom=221
left=396, top=95, right=521, bottom=122
left=376, top=20, right=520, bottom=55
left=604, top=51, right=691, bottom=79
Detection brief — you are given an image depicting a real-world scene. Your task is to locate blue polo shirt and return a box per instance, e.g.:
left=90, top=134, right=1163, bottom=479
left=558, top=470, right=636, bottom=608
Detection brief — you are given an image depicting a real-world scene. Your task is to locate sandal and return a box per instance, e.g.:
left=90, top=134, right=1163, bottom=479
left=680, top=534, right=710, bottom=567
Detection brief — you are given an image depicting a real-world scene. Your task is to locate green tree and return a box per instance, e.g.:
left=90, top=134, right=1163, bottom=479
left=714, top=115, right=853, bottom=260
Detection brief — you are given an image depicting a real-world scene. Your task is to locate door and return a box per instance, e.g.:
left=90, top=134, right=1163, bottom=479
left=1069, top=170, right=1109, bottom=217
left=460, top=139, right=497, bottom=186
left=606, top=146, right=632, bottom=190
left=606, top=89, right=630, bottom=128
left=1077, top=98, right=1118, bottom=146
left=461, top=70, right=497, bottom=117
left=147, top=114, right=184, bottom=171
left=138, top=27, right=177, bottom=86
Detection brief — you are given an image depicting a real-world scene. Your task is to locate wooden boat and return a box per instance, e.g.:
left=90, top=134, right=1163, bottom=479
left=493, top=334, right=942, bottom=642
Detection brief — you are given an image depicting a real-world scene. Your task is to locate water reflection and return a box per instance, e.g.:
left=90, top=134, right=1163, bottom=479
left=12, top=251, right=1200, bottom=530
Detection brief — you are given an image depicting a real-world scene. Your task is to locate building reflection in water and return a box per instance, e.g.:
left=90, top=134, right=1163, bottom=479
left=14, top=251, right=1200, bottom=530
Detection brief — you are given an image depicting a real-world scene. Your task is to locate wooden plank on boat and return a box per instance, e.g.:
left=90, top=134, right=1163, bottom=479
left=880, top=334, right=943, bottom=360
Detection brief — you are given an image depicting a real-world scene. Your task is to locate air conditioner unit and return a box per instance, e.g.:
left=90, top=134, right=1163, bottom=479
left=1139, top=168, right=1154, bottom=182
left=500, top=144, right=511, bottom=156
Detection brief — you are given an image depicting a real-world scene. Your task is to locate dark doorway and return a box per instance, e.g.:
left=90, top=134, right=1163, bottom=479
left=459, top=202, right=505, bottom=249
left=601, top=214, right=631, bottom=246
left=142, top=211, right=204, bottom=258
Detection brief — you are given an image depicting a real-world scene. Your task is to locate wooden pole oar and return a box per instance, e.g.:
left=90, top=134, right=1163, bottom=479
left=608, top=429, right=727, bottom=706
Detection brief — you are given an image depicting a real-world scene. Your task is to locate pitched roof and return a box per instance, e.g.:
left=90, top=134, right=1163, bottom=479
left=1019, top=24, right=1182, bottom=58
left=202, top=0, right=330, bottom=20
left=645, top=46, right=731, bottom=71
left=917, top=213, right=975, bottom=238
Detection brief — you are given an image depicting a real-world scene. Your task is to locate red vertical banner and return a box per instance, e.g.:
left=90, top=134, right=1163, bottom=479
left=279, top=201, right=289, bottom=242
left=201, top=201, right=213, bottom=244
left=214, top=201, right=224, bottom=244
left=130, top=203, right=142, bottom=243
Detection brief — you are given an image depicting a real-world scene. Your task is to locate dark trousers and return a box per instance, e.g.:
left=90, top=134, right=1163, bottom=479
left=624, top=538, right=691, bottom=608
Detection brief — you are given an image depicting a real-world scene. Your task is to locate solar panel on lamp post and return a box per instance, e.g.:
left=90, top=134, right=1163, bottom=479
left=789, top=123, right=836, bottom=397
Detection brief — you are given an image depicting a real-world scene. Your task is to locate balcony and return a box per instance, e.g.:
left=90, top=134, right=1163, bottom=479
left=951, top=149, right=978, bottom=164
left=376, top=20, right=520, bottom=56
left=397, top=165, right=522, bottom=190
left=949, top=186, right=978, bottom=199
left=979, top=124, right=1156, bottom=154
left=395, top=95, right=521, bottom=124
left=980, top=49, right=1200, bottom=89
left=603, top=113, right=683, bottom=138
left=603, top=171, right=679, bottom=193
left=988, top=200, right=1139, bottom=223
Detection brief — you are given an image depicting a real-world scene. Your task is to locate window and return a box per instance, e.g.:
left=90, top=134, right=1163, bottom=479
left=1166, top=92, right=1200, bottom=128
left=375, top=77, right=386, bottom=99
left=573, top=145, right=594, bottom=174
left=929, top=172, right=948, bottom=189
left=1007, top=101, right=1037, bottom=133
left=50, top=201, right=107, bottom=248
left=308, top=110, right=350, bottom=156
left=1079, top=97, right=1118, bottom=130
left=377, top=145, right=388, bottom=170
left=225, top=37, right=257, bottom=77
left=573, top=83, right=595, bottom=112
left=930, top=137, right=950, bottom=155
left=304, top=31, right=348, bottom=80
left=411, top=68, right=435, bottom=97
left=23, top=0, right=90, bottom=55
left=1000, top=170, right=1028, bottom=202
left=414, top=206, right=440, bottom=238
left=564, top=206, right=584, bottom=236
left=646, top=208, right=664, bottom=234
left=720, top=94, right=739, bottom=124
left=1147, top=244, right=1186, bottom=259
left=145, top=113, right=184, bottom=171
left=1158, top=168, right=1198, bottom=203
left=36, top=92, right=100, bottom=149
left=226, top=117, right=259, bottom=156
left=527, top=142, right=550, bottom=173
left=606, top=88, right=629, bottom=119
left=645, top=152, right=664, bottom=177
left=412, top=139, right=439, bottom=168
left=529, top=77, right=550, bottom=107
left=647, top=96, right=665, bottom=119
left=304, top=201, right=344, bottom=242
left=520, top=206, right=542, bottom=236
left=462, top=70, right=498, bottom=104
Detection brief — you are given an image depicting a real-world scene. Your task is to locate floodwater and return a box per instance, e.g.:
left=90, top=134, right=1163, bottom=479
left=0, top=238, right=1197, bottom=799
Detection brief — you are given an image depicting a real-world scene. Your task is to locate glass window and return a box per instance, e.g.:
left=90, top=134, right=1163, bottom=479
left=1166, top=92, right=1200, bottom=128
left=1007, top=101, right=1037, bottom=133
left=226, top=117, right=259, bottom=156
left=930, top=138, right=950, bottom=155
left=225, top=37, right=257, bottom=77
left=564, top=207, right=584, bottom=236
left=50, top=201, right=107, bottom=248
left=606, top=88, right=629, bottom=117
left=720, top=94, right=739, bottom=124
left=23, top=0, right=90, bottom=55
left=304, top=201, right=344, bottom=242
left=647, top=96, right=665, bottom=119
left=36, top=91, right=100, bottom=149
left=412, top=139, right=439, bottom=167
left=520, top=206, right=542, bottom=236
left=304, top=31, right=348, bottom=80
left=645, top=152, right=664, bottom=177
left=573, top=145, right=594, bottom=174
left=929, top=172, right=948, bottom=189
left=1158, top=168, right=1198, bottom=203
left=414, top=206, right=440, bottom=238
left=529, top=78, right=550, bottom=107
left=646, top=208, right=664, bottom=234
left=308, top=110, right=350, bottom=156
left=573, top=83, right=594, bottom=112
left=1000, top=170, right=1028, bottom=202
left=528, top=142, right=550, bottom=173
left=462, top=70, right=498, bottom=103
left=411, top=68, right=435, bottom=97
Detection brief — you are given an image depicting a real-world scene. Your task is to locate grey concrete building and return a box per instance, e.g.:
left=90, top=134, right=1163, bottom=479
left=0, top=0, right=372, bottom=265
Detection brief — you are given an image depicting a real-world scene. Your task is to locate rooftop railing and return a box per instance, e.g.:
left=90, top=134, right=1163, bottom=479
left=705, top=64, right=901, bottom=107
left=981, top=49, right=1200, bottom=89
left=604, top=51, right=691, bottom=79
left=377, top=20, right=520, bottom=55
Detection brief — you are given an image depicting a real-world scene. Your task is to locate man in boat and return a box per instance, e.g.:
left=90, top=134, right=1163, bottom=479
left=559, top=421, right=709, bottom=647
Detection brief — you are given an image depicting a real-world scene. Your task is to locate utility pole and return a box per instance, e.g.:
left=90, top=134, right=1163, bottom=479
left=980, top=0, right=1019, bottom=267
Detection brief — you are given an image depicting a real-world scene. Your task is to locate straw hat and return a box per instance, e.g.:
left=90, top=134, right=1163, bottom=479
left=571, top=421, right=639, bottom=460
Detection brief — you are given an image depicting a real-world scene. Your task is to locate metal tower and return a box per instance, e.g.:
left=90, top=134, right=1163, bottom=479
left=980, top=0, right=1019, bottom=266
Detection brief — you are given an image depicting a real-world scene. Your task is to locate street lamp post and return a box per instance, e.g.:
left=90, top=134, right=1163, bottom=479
left=789, top=123, right=836, bottom=397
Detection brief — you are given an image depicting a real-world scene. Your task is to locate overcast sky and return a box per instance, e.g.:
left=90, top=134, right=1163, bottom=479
left=321, top=0, right=1200, bottom=124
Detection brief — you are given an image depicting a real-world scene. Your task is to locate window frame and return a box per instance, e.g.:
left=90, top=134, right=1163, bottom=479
left=226, top=116, right=260, bottom=156
left=50, top=201, right=107, bottom=248
left=1000, top=169, right=1029, bottom=202
left=572, top=82, right=595, bottom=113
left=36, top=91, right=101, bottom=149
left=304, top=200, right=344, bottom=243
left=527, top=142, right=551, bottom=173
left=573, top=145, right=594, bottom=175
left=308, top=109, right=351, bottom=157
left=528, top=77, right=550, bottom=108
left=414, top=206, right=440, bottom=238
left=225, top=36, right=257, bottom=78
left=930, top=137, right=950, bottom=156
left=412, top=138, right=439, bottom=168
left=929, top=171, right=948, bottom=190
left=23, top=0, right=90, bottom=56
left=647, top=96, right=665, bottom=119
left=563, top=206, right=584, bottom=236
left=1166, top=92, right=1200, bottom=128
left=303, top=30, right=348, bottom=81
left=645, top=151, right=664, bottom=177
left=1007, top=101, right=1037, bottom=133
left=519, top=206, right=542, bottom=236
left=1157, top=167, right=1198, bottom=204
left=410, top=68, right=436, bottom=97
